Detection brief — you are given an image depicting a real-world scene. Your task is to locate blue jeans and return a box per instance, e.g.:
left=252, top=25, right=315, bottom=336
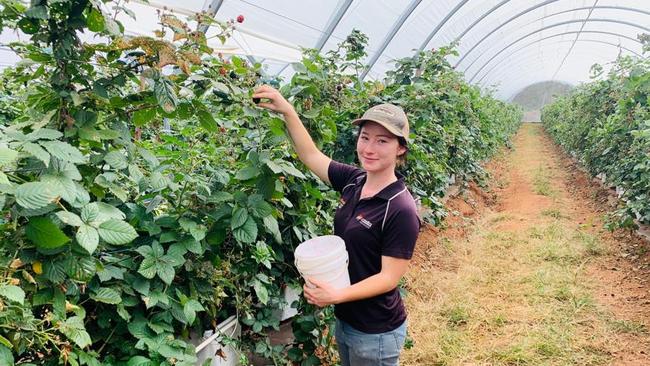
left=335, top=318, right=407, bottom=366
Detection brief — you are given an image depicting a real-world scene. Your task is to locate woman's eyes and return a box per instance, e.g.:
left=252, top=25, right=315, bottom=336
left=360, top=136, right=388, bottom=144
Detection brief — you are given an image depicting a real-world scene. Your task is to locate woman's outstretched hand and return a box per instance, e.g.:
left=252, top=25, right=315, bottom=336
left=303, top=278, right=344, bottom=307
left=253, top=85, right=295, bottom=116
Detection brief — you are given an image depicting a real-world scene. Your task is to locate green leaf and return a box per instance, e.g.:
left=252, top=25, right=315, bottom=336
left=26, top=217, right=70, bottom=249
left=22, top=142, right=50, bottom=166
left=25, top=5, right=48, bottom=19
left=235, top=165, right=260, bottom=180
left=103, top=14, right=121, bottom=36
left=233, top=216, right=257, bottom=243
left=59, top=316, right=92, bottom=349
left=231, top=206, right=248, bottom=229
left=279, top=161, right=306, bottom=179
left=132, top=108, right=157, bottom=126
left=104, top=151, right=128, bottom=170
left=0, top=345, right=13, bottom=366
left=81, top=203, right=99, bottom=223
left=15, top=182, right=57, bottom=209
left=0, top=336, right=11, bottom=349
left=0, top=285, right=25, bottom=305
left=18, top=17, right=39, bottom=34
left=155, top=76, right=178, bottom=113
left=126, top=356, right=153, bottom=366
left=91, top=287, right=122, bottom=304
left=196, top=109, right=217, bottom=132
left=40, top=140, right=85, bottom=164
left=157, top=263, right=175, bottom=285
left=98, top=219, right=138, bottom=244
left=26, top=128, right=62, bottom=141
left=83, top=202, right=125, bottom=224
left=138, top=257, right=157, bottom=279
left=56, top=211, right=83, bottom=226
left=248, top=195, right=273, bottom=218
left=76, top=224, right=99, bottom=254
left=263, top=215, right=282, bottom=243
left=86, top=8, right=105, bottom=32
left=183, top=299, right=203, bottom=325
left=253, top=280, right=269, bottom=305
left=41, top=174, right=77, bottom=204
left=0, top=147, right=19, bottom=167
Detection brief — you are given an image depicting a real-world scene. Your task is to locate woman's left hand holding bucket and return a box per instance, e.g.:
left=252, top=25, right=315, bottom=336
left=303, top=278, right=344, bottom=307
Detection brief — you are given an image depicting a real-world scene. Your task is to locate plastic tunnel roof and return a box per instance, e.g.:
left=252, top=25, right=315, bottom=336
left=1, top=0, right=649, bottom=100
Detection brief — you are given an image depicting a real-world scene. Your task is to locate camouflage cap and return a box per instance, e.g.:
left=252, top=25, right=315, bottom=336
left=352, top=103, right=410, bottom=143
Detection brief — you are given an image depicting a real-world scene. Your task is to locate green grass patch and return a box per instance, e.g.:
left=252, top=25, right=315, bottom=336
left=533, top=166, right=555, bottom=196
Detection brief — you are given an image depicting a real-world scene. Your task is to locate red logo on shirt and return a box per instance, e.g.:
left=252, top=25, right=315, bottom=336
left=356, top=214, right=373, bottom=229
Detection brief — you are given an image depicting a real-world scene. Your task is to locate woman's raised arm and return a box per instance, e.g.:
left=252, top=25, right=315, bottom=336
left=253, top=85, right=331, bottom=184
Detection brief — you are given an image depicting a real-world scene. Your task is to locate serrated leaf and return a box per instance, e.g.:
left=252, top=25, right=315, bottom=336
left=253, top=280, right=269, bottom=305
left=263, top=215, right=282, bottom=243
left=157, top=263, right=175, bottom=285
left=183, top=299, right=203, bottom=324
left=26, top=128, right=62, bottom=141
left=59, top=316, right=92, bottom=348
left=0, top=285, right=25, bottom=305
left=22, top=142, right=50, bottom=166
left=0, top=147, right=18, bottom=167
left=196, top=108, right=217, bottom=132
left=98, top=219, right=138, bottom=244
left=91, top=287, right=122, bottom=304
left=132, top=108, right=157, bottom=126
left=155, top=76, right=178, bottom=113
left=26, top=217, right=70, bottom=249
left=233, top=216, right=257, bottom=243
left=231, top=206, right=248, bottom=229
left=138, top=257, right=157, bottom=279
left=235, top=165, right=260, bottom=180
left=40, top=140, right=85, bottom=164
left=126, top=356, right=152, bottom=366
left=15, top=182, right=57, bottom=209
left=82, top=202, right=125, bottom=224
left=56, top=211, right=83, bottom=226
left=117, top=304, right=132, bottom=321
left=41, top=174, right=77, bottom=204
left=0, top=344, right=14, bottom=366
left=249, top=195, right=273, bottom=218
left=104, top=151, right=128, bottom=170
left=76, top=224, right=99, bottom=254
left=279, top=161, right=306, bottom=179
left=81, top=203, right=99, bottom=223
left=149, top=171, right=169, bottom=191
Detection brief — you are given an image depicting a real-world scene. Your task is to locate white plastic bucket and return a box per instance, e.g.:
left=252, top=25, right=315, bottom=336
left=294, top=235, right=350, bottom=289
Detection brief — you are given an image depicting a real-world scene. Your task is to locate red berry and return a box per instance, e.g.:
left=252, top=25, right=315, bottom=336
left=236, top=15, right=244, bottom=23
left=219, top=67, right=227, bottom=76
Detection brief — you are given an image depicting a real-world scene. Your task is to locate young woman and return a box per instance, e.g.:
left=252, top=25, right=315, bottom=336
left=253, top=85, right=420, bottom=365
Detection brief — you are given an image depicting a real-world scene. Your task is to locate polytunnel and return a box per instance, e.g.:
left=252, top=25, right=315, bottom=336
left=1, top=1, right=650, bottom=366
left=2, top=0, right=648, bottom=100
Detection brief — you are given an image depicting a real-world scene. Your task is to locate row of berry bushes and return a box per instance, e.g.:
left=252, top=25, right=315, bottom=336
left=542, top=39, right=650, bottom=229
left=0, top=1, right=521, bottom=365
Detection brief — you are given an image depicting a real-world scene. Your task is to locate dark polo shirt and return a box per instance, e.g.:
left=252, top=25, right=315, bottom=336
left=328, top=160, right=420, bottom=334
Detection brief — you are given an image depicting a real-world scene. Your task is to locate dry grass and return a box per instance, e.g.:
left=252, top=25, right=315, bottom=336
left=403, top=219, right=616, bottom=365
left=401, top=124, right=636, bottom=366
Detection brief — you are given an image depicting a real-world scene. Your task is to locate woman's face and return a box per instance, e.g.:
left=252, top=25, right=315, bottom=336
left=357, top=121, right=407, bottom=173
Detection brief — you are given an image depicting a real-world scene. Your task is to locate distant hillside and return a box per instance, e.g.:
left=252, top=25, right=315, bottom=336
left=511, top=81, right=574, bottom=110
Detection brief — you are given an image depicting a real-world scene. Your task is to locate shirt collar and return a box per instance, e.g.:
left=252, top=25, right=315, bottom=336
left=355, top=171, right=407, bottom=201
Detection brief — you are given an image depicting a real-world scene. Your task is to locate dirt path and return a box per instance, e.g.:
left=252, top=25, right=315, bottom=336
left=403, top=123, right=650, bottom=365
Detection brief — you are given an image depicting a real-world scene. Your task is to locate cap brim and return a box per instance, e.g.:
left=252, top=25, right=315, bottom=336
left=351, top=118, right=406, bottom=139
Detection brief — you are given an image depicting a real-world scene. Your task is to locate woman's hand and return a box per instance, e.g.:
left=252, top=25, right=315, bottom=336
left=303, top=278, right=344, bottom=307
left=253, top=85, right=295, bottom=116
